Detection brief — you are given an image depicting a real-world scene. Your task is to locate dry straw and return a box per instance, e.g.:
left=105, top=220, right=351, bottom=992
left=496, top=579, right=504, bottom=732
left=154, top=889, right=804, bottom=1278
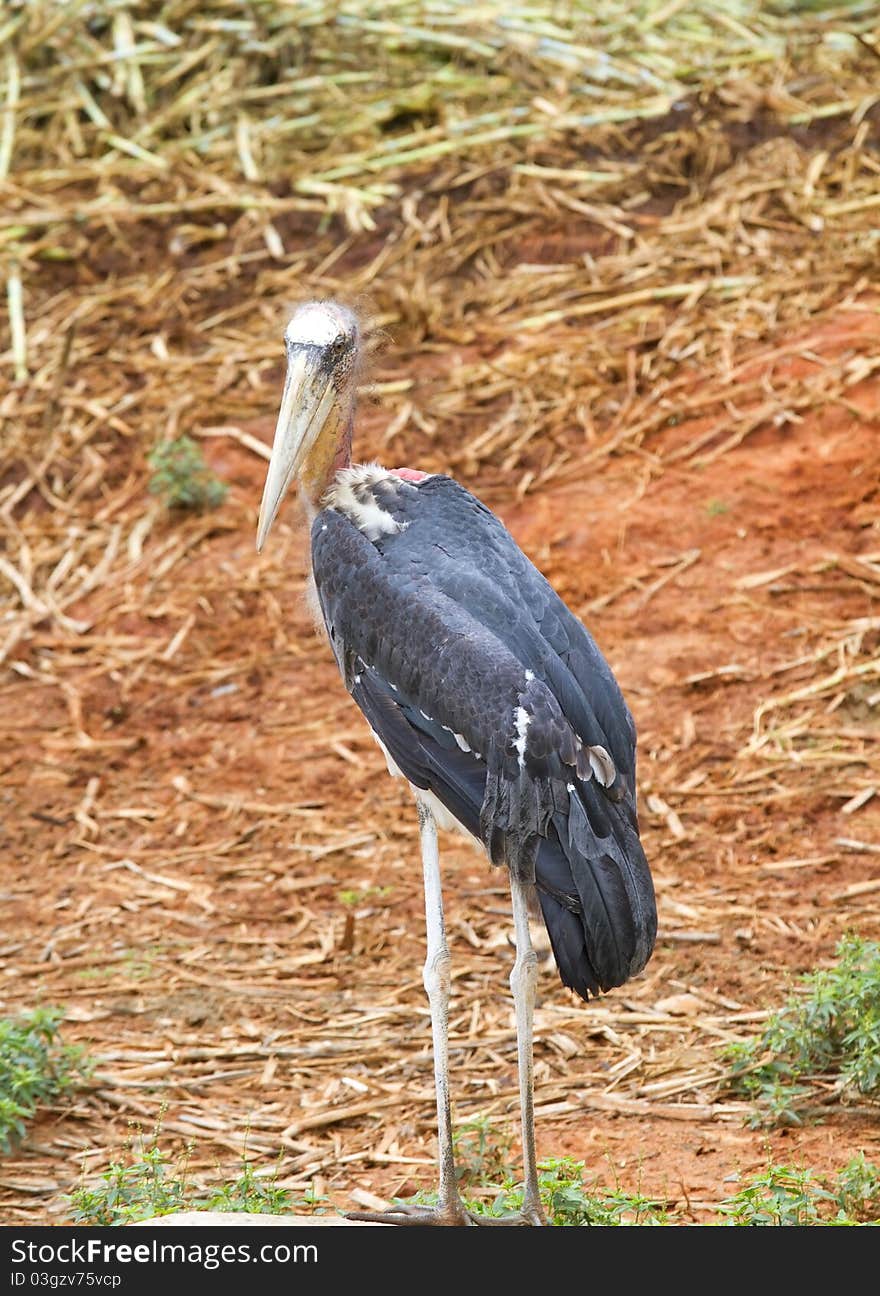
left=1, top=1, right=879, bottom=1221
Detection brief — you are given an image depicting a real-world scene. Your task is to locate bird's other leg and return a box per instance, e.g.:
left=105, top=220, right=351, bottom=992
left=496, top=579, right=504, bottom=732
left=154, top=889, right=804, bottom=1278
left=414, top=796, right=466, bottom=1219
left=508, top=875, right=548, bottom=1226
left=346, top=797, right=474, bottom=1226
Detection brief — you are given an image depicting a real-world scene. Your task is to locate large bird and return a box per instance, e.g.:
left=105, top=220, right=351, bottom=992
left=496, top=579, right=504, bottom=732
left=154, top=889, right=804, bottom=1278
left=256, top=301, right=657, bottom=1226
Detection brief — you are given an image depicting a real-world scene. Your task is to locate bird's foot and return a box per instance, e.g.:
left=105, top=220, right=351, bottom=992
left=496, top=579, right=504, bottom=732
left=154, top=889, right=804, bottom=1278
left=346, top=1202, right=480, bottom=1227
left=346, top=1198, right=547, bottom=1227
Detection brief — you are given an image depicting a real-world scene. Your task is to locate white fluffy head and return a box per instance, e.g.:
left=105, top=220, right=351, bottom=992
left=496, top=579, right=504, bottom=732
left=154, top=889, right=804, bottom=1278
left=284, top=301, right=357, bottom=350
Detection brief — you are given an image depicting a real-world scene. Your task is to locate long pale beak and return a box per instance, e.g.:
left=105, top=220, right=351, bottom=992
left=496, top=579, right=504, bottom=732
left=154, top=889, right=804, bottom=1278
left=256, top=349, right=338, bottom=551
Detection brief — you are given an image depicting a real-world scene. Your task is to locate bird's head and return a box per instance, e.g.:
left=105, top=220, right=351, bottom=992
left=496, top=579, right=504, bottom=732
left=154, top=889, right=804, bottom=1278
left=256, top=300, right=359, bottom=550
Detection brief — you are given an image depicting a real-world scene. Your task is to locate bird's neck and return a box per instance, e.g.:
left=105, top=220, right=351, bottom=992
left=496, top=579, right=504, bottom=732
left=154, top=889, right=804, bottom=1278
left=300, top=412, right=353, bottom=523
left=332, top=418, right=353, bottom=477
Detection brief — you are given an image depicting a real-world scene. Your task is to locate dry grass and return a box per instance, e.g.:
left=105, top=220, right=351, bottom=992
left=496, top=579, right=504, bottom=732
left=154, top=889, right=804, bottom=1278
left=1, top=1, right=879, bottom=1222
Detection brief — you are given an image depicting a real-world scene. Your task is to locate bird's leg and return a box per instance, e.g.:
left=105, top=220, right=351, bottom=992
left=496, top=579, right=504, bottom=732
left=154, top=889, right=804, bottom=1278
left=346, top=807, right=546, bottom=1226
left=413, top=797, right=465, bottom=1217
left=508, top=875, right=548, bottom=1226
left=347, top=798, right=474, bottom=1226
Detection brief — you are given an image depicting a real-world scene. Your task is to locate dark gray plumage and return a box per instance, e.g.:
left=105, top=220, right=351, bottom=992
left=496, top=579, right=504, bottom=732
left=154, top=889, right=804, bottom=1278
left=311, top=471, right=657, bottom=1000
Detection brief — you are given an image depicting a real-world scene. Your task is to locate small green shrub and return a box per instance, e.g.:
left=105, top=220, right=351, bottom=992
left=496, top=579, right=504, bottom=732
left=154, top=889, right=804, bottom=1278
left=724, top=934, right=880, bottom=1126
left=69, top=1136, right=298, bottom=1225
left=453, top=1115, right=514, bottom=1190
left=394, top=1151, right=879, bottom=1226
left=147, top=435, right=227, bottom=510
left=205, top=1160, right=294, bottom=1215
left=834, top=1153, right=880, bottom=1223
left=485, top=1157, right=669, bottom=1226
left=717, top=1164, right=833, bottom=1226
left=717, top=1157, right=880, bottom=1226
left=0, top=1007, right=89, bottom=1152
left=70, top=1143, right=190, bottom=1226
left=395, top=1156, right=669, bottom=1226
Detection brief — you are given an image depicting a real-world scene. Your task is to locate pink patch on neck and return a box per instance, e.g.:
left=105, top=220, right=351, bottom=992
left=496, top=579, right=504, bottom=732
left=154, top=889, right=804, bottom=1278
left=390, top=467, right=430, bottom=483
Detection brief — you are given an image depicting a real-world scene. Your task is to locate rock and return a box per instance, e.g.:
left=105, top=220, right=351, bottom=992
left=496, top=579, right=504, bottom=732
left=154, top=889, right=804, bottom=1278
left=130, top=1212, right=386, bottom=1227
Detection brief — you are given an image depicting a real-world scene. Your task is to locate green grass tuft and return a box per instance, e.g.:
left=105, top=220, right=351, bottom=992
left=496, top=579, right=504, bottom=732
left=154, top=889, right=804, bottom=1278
left=396, top=1154, right=671, bottom=1225
left=393, top=1143, right=880, bottom=1225
left=70, top=1137, right=880, bottom=1226
left=0, top=1007, right=90, bottom=1152
left=717, top=1163, right=835, bottom=1225
left=69, top=1136, right=302, bottom=1225
left=453, top=1115, right=514, bottom=1191
left=147, top=435, right=228, bottom=511
left=484, top=1156, right=670, bottom=1225
left=723, top=934, right=880, bottom=1127
left=718, top=1157, right=880, bottom=1226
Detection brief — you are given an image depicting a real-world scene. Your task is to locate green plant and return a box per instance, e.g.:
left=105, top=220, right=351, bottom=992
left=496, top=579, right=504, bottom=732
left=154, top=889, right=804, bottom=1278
left=147, top=435, right=227, bottom=510
left=337, top=885, right=392, bottom=907
left=0, top=1007, right=89, bottom=1152
left=391, top=1151, right=880, bottom=1226
left=70, top=1142, right=191, bottom=1226
left=488, top=1157, right=669, bottom=1226
left=69, top=1135, right=299, bottom=1225
left=452, top=1115, right=513, bottom=1189
left=833, top=1153, right=880, bottom=1223
left=717, top=1164, right=833, bottom=1226
left=723, top=935, right=880, bottom=1127
left=717, top=1157, right=880, bottom=1226
left=204, top=1160, right=293, bottom=1215
left=395, top=1155, right=669, bottom=1226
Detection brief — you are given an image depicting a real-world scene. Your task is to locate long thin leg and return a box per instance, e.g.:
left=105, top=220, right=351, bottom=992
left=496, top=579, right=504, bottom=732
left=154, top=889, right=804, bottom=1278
left=347, top=803, right=544, bottom=1226
left=417, top=797, right=462, bottom=1215
left=347, top=798, right=472, bottom=1225
left=509, top=875, right=547, bottom=1226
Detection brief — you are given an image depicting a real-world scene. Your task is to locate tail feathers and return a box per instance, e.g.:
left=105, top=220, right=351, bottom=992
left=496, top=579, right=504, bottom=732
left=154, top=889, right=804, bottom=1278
left=480, top=765, right=565, bottom=880
left=534, top=877, right=601, bottom=999
left=536, top=784, right=656, bottom=1000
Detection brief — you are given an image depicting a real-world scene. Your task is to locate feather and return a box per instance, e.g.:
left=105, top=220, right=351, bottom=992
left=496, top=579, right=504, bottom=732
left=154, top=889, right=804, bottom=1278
left=311, top=473, right=657, bottom=1002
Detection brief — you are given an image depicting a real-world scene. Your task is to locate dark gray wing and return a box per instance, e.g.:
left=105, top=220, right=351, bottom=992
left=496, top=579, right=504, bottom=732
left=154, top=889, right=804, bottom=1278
left=310, top=479, right=656, bottom=998
left=368, top=474, right=637, bottom=793
left=311, top=506, right=575, bottom=874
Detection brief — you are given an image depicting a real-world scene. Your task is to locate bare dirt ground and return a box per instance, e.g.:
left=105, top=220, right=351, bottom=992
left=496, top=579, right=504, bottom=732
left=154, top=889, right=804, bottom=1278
left=3, top=301, right=880, bottom=1225
left=2, top=65, right=880, bottom=1223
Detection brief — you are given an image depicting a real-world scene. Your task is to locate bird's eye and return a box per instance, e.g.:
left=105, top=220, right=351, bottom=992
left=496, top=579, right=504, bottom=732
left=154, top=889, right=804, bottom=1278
left=319, top=336, right=355, bottom=385
left=327, top=331, right=353, bottom=358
